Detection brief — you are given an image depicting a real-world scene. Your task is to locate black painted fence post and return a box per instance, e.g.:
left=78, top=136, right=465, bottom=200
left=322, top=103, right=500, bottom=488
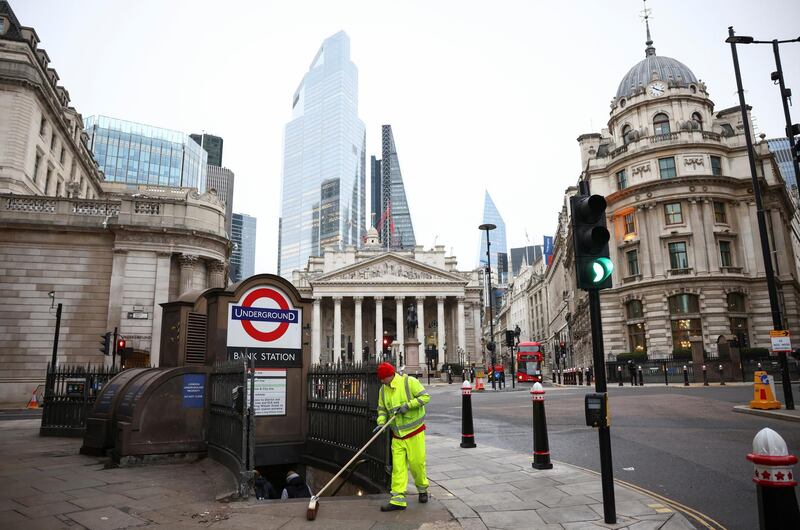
left=530, top=382, right=553, bottom=470
left=703, top=365, right=709, bottom=386
left=460, top=380, right=476, bottom=448
left=719, top=364, right=725, bottom=386
left=747, top=427, right=800, bottom=529
left=683, top=365, right=690, bottom=386
left=637, top=365, right=644, bottom=386
left=617, top=365, right=623, bottom=387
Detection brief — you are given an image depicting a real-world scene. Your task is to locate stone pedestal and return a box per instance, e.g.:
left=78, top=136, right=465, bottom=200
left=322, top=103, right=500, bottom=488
left=690, top=335, right=705, bottom=383
left=404, top=339, right=422, bottom=376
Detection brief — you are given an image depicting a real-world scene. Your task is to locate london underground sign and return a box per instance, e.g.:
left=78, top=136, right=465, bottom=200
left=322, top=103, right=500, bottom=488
left=227, top=285, right=302, bottom=367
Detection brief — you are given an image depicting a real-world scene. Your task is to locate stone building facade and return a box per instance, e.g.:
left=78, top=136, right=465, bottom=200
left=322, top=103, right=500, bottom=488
left=292, top=229, right=482, bottom=370
left=0, top=2, right=229, bottom=404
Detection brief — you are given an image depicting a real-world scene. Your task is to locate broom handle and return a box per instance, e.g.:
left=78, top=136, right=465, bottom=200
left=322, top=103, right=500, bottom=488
left=315, top=415, right=396, bottom=498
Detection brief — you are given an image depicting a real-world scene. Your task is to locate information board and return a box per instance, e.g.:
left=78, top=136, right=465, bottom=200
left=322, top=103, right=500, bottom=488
left=770, top=330, right=792, bottom=352
left=246, top=369, right=287, bottom=416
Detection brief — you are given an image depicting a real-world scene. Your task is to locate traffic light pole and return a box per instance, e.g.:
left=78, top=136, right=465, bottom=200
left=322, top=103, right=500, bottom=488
left=112, top=326, right=118, bottom=369
left=50, top=303, right=62, bottom=369
left=589, top=289, right=616, bottom=524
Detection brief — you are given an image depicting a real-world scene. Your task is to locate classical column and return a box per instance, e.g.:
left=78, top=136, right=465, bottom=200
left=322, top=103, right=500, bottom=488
left=472, top=302, right=482, bottom=364
left=416, top=297, right=426, bottom=366
left=178, top=254, right=198, bottom=295
left=690, top=198, right=710, bottom=273
left=207, top=259, right=226, bottom=288
left=457, top=297, right=466, bottom=357
left=437, top=296, right=446, bottom=369
left=312, top=298, right=321, bottom=365
left=636, top=206, right=651, bottom=279
left=333, top=297, right=342, bottom=364
left=374, top=296, right=384, bottom=362
left=396, top=296, right=404, bottom=362
left=354, top=297, right=363, bottom=363
left=106, top=249, right=128, bottom=342
left=149, top=252, right=172, bottom=367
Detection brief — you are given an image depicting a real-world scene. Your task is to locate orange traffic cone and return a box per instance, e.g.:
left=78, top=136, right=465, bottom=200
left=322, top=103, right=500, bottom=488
left=26, top=389, right=38, bottom=409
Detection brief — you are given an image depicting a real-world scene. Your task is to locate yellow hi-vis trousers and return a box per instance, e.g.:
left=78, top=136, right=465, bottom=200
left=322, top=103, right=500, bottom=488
left=389, top=431, right=428, bottom=507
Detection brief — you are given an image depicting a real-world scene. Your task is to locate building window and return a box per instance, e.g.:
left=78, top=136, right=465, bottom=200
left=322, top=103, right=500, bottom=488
left=727, top=293, right=748, bottom=348
left=669, top=294, right=701, bottom=350
left=719, top=240, right=733, bottom=267
left=664, top=202, right=683, bottom=224
left=659, top=157, right=677, bottom=179
left=50, top=134, right=57, bottom=152
left=616, top=169, right=627, bottom=190
left=653, top=113, right=671, bottom=136
left=628, top=323, right=647, bottom=353
left=668, top=241, right=688, bottom=270
left=624, top=212, right=636, bottom=237
left=626, top=249, right=640, bottom=277
left=711, top=156, right=722, bottom=176
left=727, top=292, right=745, bottom=312
left=720, top=123, right=735, bottom=136
left=626, top=300, right=643, bottom=319
left=39, top=117, right=46, bottom=136
left=621, top=124, right=632, bottom=145
left=713, top=201, right=727, bottom=223
left=691, top=112, right=703, bottom=131
left=33, top=152, right=42, bottom=181
left=45, top=167, right=53, bottom=194
left=59, top=146, right=65, bottom=165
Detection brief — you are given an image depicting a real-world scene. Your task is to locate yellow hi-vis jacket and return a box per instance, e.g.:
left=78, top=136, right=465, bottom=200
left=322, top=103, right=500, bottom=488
left=377, top=374, right=430, bottom=438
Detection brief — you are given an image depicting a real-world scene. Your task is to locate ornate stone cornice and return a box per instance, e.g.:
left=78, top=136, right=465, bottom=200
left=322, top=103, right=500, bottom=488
left=178, top=254, right=199, bottom=267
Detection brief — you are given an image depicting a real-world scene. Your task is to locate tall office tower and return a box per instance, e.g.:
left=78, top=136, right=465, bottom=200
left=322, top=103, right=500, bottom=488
left=766, top=138, right=798, bottom=199
left=207, top=165, right=235, bottom=236
left=510, top=245, right=543, bottom=277
left=370, top=125, right=416, bottom=249
left=84, top=116, right=207, bottom=191
left=190, top=133, right=224, bottom=167
left=477, top=191, right=508, bottom=283
left=277, top=31, right=367, bottom=277
left=230, top=213, right=257, bottom=282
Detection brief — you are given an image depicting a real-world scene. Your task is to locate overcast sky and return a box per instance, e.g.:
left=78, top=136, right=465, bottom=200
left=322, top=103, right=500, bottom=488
left=14, top=0, right=800, bottom=273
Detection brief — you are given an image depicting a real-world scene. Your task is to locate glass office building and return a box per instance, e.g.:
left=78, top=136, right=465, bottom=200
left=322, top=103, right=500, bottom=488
left=278, top=31, right=366, bottom=277
left=370, top=125, right=416, bottom=249
left=767, top=138, right=798, bottom=196
left=231, top=213, right=257, bottom=282
left=478, top=191, right=508, bottom=280
left=84, top=115, right=207, bottom=191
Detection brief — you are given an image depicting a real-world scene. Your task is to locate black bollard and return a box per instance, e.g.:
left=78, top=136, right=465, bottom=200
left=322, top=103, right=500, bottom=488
left=460, top=380, right=476, bottom=448
left=427, top=369, right=431, bottom=386
left=578, top=369, right=583, bottom=386
left=719, top=364, right=725, bottom=386
left=747, top=427, right=800, bottom=529
left=637, top=366, right=644, bottom=386
left=530, top=383, right=553, bottom=469
left=703, top=365, right=709, bottom=386
left=683, top=365, right=690, bottom=386
left=552, top=370, right=556, bottom=383
left=663, top=362, right=669, bottom=386
left=617, top=365, right=623, bottom=387
left=586, top=368, right=590, bottom=387
left=557, top=370, right=561, bottom=385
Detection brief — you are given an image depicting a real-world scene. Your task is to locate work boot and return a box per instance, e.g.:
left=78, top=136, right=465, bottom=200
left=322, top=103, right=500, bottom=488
left=381, top=503, right=406, bottom=512
left=419, top=492, right=428, bottom=503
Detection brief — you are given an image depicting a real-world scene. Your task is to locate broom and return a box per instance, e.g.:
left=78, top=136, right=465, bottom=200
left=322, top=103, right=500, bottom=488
left=306, top=414, right=396, bottom=521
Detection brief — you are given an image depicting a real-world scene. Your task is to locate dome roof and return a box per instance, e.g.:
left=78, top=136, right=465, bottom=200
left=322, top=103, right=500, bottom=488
left=615, top=15, right=698, bottom=99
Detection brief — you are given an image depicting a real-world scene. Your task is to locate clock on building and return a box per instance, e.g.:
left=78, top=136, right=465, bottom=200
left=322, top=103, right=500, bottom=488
left=648, top=81, right=666, bottom=97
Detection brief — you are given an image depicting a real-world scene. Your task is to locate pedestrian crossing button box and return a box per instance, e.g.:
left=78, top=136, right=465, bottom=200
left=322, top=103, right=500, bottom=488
left=585, top=393, right=609, bottom=428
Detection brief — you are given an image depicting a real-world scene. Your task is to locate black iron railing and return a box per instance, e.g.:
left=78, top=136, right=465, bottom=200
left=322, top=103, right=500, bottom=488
left=207, top=360, right=249, bottom=496
left=40, top=363, right=120, bottom=437
left=306, top=361, right=390, bottom=492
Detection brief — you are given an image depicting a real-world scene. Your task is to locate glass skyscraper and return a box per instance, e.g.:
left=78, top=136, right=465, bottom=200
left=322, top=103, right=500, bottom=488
left=370, top=124, right=416, bottom=249
left=478, top=191, right=508, bottom=282
left=767, top=138, right=798, bottom=196
left=190, top=133, right=224, bottom=167
left=84, top=115, right=207, bottom=191
left=277, top=31, right=366, bottom=277
left=231, top=212, right=257, bottom=282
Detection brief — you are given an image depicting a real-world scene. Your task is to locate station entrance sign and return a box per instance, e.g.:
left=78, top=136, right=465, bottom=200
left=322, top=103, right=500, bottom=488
left=227, top=286, right=302, bottom=367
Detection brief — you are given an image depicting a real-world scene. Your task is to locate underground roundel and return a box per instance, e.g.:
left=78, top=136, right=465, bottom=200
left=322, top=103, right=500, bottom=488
left=226, top=285, right=302, bottom=367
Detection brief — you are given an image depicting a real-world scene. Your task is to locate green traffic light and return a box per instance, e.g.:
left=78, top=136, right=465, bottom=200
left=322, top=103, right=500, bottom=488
left=590, top=257, right=613, bottom=284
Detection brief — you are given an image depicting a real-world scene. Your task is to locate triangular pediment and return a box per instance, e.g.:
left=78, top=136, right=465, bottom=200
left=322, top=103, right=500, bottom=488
left=312, top=253, right=467, bottom=285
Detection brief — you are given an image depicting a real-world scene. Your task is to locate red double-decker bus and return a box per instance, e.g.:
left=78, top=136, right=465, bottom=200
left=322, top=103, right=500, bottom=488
left=516, top=342, right=544, bottom=382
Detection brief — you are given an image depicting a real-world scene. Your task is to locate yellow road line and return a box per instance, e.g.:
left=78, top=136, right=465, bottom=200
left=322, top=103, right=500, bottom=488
left=553, top=460, right=727, bottom=530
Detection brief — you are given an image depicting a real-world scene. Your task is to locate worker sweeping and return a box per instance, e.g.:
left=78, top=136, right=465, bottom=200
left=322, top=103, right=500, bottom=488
left=376, top=362, right=430, bottom=512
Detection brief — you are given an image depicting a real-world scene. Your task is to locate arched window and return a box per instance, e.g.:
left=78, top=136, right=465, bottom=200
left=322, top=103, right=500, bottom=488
left=669, top=294, right=701, bottom=350
left=691, top=112, right=703, bottom=131
left=653, top=113, right=671, bottom=136
left=621, top=124, right=632, bottom=145
left=727, top=293, right=746, bottom=313
left=626, top=301, right=646, bottom=353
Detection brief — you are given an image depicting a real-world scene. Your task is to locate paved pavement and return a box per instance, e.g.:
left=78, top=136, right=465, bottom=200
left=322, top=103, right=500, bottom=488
left=0, top=417, right=696, bottom=529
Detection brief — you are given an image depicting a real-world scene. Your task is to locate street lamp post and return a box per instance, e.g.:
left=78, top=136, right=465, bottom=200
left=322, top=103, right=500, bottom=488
left=479, top=223, right=497, bottom=366
left=726, top=27, right=799, bottom=409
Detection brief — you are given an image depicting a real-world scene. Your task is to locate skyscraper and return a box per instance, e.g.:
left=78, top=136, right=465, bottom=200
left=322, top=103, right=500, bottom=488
left=231, top=213, right=257, bottom=282
left=510, top=245, right=543, bottom=277
left=370, top=125, right=416, bottom=249
left=277, top=31, right=366, bottom=277
left=190, top=133, right=224, bottom=167
left=478, top=191, right=508, bottom=283
left=84, top=115, right=207, bottom=191
left=207, top=165, right=235, bottom=236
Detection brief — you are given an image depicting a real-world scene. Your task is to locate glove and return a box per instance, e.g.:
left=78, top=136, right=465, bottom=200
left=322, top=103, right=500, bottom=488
left=397, top=403, right=409, bottom=414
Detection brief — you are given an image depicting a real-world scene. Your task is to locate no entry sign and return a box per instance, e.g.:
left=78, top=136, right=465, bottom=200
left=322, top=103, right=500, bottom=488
left=227, top=285, right=302, bottom=367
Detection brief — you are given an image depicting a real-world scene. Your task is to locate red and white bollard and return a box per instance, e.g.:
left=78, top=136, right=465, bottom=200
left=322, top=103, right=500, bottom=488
left=531, top=382, right=553, bottom=469
left=747, top=427, right=800, bottom=528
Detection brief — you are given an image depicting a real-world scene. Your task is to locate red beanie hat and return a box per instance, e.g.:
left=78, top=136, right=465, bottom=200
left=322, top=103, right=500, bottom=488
left=377, top=362, right=395, bottom=380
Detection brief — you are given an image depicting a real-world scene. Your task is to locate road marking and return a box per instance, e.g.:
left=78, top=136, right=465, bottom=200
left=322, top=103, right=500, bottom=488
left=556, top=460, right=727, bottom=530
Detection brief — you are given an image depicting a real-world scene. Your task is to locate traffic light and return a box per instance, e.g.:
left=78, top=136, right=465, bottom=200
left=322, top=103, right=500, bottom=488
left=487, top=341, right=496, bottom=353
left=570, top=192, right=613, bottom=290
left=505, top=330, right=516, bottom=347
left=99, top=332, right=111, bottom=355
left=117, top=338, right=126, bottom=351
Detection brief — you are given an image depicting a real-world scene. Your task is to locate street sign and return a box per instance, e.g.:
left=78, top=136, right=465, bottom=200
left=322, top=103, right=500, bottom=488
left=769, top=330, right=792, bottom=352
